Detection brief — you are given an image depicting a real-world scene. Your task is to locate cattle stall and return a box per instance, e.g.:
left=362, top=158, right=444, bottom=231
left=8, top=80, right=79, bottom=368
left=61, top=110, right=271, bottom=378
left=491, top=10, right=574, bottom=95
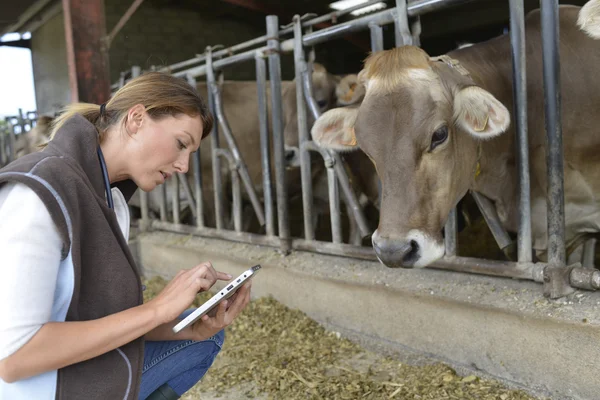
left=0, top=109, right=38, bottom=167
left=113, top=0, right=600, bottom=299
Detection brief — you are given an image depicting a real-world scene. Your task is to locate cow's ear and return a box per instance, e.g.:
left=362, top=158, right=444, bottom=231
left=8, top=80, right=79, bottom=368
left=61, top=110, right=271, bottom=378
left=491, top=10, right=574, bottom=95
left=336, top=74, right=365, bottom=106
left=311, top=107, right=360, bottom=152
left=453, top=86, right=510, bottom=139
left=578, top=0, right=600, bottom=39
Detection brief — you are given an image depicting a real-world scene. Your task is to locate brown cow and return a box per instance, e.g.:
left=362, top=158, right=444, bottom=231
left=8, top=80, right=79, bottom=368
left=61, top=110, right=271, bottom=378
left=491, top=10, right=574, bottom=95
left=311, top=5, right=600, bottom=268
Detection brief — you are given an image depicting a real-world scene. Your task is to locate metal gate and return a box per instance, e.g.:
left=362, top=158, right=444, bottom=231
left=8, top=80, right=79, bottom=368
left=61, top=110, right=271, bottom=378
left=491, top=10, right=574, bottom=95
left=115, top=0, right=600, bottom=298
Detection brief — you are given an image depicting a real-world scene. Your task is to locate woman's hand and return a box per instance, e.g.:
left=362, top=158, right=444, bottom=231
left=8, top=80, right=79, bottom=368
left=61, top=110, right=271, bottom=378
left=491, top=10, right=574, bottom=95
left=146, top=262, right=232, bottom=325
left=190, top=280, right=252, bottom=341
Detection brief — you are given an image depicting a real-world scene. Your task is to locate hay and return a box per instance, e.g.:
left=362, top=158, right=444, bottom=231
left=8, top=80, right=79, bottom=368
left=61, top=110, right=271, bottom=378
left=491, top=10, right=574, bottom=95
left=143, top=276, right=543, bottom=400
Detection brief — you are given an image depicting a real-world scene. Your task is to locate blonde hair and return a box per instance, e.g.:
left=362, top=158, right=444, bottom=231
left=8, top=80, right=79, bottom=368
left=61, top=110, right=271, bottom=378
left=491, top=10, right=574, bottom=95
left=48, top=71, right=213, bottom=143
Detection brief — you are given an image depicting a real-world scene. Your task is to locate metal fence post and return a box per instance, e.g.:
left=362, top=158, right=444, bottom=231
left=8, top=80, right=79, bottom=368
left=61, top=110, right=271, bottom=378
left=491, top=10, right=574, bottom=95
left=255, top=52, right=275, bottom=236
left=206, top=48, right=225, bottom=230
left=293, top=15, right=315, bottom=241
left=394, top=0, right=413, bottom=46
left=539, top=0, right=570, bottom=298
left=509, top=0, right=533, bottom=266
left=267, top=15, right=291, bottom=252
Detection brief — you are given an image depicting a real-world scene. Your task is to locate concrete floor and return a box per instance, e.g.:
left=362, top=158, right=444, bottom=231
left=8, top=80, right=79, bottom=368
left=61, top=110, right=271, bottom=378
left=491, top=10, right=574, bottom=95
left=131, top=231, right=600, bottom=400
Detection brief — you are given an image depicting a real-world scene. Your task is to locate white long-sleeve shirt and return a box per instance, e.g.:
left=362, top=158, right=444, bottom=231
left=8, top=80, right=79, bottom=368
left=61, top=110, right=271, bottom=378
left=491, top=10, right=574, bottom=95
left=0, top=181, right=130, bottom=398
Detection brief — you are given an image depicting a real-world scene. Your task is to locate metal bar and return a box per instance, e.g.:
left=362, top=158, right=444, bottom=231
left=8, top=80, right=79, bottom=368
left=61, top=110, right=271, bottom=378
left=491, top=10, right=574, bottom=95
left=582, top=239, right=596, bottom=269
left=369, top=22, right=384, bottom=52
left=509, top=0, right=532, bottom=264
left=174, top=46, right=269, bottom=79
left=159, top=183, right=167, bottom=222
left=293, top=15, right=315, bottom=241
left=327, top=164, right=342, bottom=243
left=7, top=122, right=16, bottom=163
left=540, top=0, right=566, bottom=266
left=540, top=0, right=569, bottom=298
left=394, top=0, right=413, bottom=46
left=206, top=51, right=225, bottom=230
left=177, top=173, right=196, bottom=218
left=433, top=256, right=541, bottom=281
left=267, top=15, right=291, bottom=252
left=255, top=53, right=275, bottom=236
left=212, top=77, right=266, bottom=226
left=332, top=156, right=371, bottom=238
left=471, top=191, right=513, bottom=250
left=214, top=149, right=242, bottom=232
left=284, top=0, right=476, bottom=49
left=444, top=208, right=458, bottom=257
left=411, top=16, right=422, bottom=47
left=192, top=149, right=204, bottom=227
left=106, top=0, right=145, bottom=47
left=171, top=175, right=180, bottom=224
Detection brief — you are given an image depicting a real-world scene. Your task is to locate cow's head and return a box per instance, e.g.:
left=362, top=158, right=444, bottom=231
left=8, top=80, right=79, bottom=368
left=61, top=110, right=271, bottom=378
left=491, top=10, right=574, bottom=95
left=311, top=46, right=510, bottom=268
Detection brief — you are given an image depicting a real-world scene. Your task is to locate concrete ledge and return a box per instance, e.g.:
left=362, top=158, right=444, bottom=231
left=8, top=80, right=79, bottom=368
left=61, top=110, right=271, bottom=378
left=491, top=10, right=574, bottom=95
left=132, top=231, right=600, bottom=400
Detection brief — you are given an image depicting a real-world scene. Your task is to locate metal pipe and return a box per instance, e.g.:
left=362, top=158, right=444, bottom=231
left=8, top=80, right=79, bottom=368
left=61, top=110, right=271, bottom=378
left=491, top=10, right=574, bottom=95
left=434, top=256, right=540, bottom=281
left=174, top=46, right=270, bottom=79
left=255, top=53, right=275, bottom=236
left=171, top=175, right=180, bottom=224
left=192, top=149, right=204, bottom=227
left=283, top=0, right=476, bottom=49
left=212, top=79, right=266, bottom=226
left=540, top=0, right=566, bottom=267
left=206, top=52, right=225, bottom=230
left=470, top=191, right=513, bottom=250
left=177, top=173, right=196, bottom=218
left=444, top=208, right=458, bottom=257
left=159, top=182, right=167, bottom=222
left=369, top=22, right=384, bottom=52
left=509, top=0, right=532, bottom=264
left=267, top=15, right=291, bottom=252
left=214, top=149, right=242, bottom=232
left=130, top=66, right=150, bottom=229
left=293, top=15, right=315, bottom=240
left=411, top=16, right=422, bottom=47
left=327, top=162, right=342, bottom=243
left=394, top=0, right=413, bottom=46
left=582, top=239, right=596, bottom=269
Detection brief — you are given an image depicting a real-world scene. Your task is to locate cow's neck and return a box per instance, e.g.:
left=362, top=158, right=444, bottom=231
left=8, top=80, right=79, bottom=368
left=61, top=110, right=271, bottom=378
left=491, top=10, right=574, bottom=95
left=450, top=41, right=520, bottom=231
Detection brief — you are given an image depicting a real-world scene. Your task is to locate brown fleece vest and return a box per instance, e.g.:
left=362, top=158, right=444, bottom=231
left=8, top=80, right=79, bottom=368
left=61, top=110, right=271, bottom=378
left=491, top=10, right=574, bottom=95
left=0, top=114, right=144, bottom=399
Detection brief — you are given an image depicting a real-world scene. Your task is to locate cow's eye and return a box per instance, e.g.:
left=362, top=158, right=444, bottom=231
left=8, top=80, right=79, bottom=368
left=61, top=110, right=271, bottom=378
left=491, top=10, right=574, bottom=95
left=317, top=100, right=328, bottom=109
left=430, top=126, right=448, bottom=151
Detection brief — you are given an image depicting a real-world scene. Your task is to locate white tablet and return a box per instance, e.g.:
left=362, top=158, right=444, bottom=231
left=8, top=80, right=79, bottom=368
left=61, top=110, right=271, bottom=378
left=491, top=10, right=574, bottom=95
left=172, top=264, right=261, bottom=333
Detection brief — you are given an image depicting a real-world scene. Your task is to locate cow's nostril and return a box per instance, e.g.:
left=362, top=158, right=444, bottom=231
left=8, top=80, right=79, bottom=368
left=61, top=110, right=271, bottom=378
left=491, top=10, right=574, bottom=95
left=403, top=240, right=420, bottom=263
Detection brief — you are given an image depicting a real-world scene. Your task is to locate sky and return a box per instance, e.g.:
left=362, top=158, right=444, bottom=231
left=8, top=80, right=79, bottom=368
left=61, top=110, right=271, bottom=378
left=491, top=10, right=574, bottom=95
left=0, top=33, right=37, bottom=119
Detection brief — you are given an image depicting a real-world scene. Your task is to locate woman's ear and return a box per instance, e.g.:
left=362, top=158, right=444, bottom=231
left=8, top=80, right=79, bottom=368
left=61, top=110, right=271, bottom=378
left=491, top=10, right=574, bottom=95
left=125, top=104, right=146, bottom=135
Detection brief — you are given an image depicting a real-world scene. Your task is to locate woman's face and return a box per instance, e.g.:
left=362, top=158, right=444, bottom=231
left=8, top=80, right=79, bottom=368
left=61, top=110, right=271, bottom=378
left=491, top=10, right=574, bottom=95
left=126, top=108, right=204, bottom=192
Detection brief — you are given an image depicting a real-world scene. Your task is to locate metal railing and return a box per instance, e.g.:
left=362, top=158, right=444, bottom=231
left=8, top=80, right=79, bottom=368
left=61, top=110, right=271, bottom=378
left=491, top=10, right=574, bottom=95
left=122, top=0, right=599, bottom=298
left=0, top=109, right=38, bottom=167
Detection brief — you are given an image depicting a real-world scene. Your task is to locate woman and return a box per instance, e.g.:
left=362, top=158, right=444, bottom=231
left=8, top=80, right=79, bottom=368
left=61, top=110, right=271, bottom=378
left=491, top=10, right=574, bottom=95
left=0, top=72, right=251, bottom=400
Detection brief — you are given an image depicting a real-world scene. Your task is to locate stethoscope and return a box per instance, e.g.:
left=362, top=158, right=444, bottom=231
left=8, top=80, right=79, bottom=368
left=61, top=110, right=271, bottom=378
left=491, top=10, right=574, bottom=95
left=97, top=146, right=114, bottom=210
left=97, top=103, right=114, bottom=210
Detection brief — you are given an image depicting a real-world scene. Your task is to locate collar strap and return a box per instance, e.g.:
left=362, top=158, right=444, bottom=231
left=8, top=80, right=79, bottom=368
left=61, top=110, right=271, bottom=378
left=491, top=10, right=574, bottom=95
left=430, top=55, right=471, bottom=77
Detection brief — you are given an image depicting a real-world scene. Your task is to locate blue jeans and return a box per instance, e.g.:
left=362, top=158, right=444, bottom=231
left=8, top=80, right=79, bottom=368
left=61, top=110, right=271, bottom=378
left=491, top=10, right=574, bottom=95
left=138, top=309, right=225, bottom=399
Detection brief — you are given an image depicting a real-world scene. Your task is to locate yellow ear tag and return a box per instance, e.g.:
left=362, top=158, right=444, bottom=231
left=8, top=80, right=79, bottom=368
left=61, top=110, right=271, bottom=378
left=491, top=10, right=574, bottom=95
left=347, top=135, right=357, bottom=146
left=473, top=114, right=489, bottom=132
left=475, top=162, right=481, bottom=179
